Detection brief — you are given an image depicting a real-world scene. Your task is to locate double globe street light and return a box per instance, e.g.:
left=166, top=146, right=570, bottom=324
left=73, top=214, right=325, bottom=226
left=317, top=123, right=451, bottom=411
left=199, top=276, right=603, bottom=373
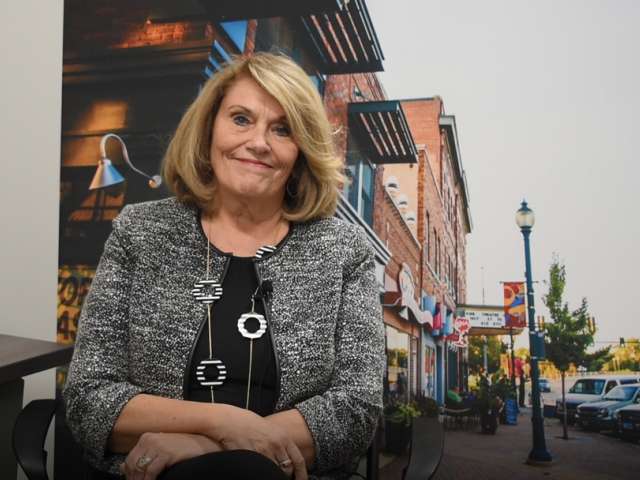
left=516, top=200, right=552, bottom=464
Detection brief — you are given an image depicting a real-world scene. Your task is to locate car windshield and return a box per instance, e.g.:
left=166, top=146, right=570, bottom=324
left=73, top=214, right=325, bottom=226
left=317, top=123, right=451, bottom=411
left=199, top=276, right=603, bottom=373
left=569, top=379, right=605, bottom=394
left=603, top=386, right=638, bottom=401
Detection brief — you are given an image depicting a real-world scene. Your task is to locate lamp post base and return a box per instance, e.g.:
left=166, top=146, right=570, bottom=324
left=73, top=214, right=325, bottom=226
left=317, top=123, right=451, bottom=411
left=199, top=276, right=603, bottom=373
left=526, top=449, right=553, bottom=465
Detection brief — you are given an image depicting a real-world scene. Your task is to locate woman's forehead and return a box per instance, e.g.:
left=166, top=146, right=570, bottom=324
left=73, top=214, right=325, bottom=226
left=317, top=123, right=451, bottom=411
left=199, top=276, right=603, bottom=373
left=220, top=75, right=287, bottom=119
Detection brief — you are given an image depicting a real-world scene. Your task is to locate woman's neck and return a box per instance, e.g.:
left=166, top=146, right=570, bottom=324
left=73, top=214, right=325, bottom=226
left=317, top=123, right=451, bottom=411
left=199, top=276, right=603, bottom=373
left=202, top=195, right=289, bottom=256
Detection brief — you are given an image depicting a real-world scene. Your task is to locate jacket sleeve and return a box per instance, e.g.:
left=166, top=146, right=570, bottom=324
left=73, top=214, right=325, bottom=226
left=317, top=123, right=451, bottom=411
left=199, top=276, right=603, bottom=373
left=295, top=228, right=385, bottom=473
left=63, top=206, right=145, bottom=468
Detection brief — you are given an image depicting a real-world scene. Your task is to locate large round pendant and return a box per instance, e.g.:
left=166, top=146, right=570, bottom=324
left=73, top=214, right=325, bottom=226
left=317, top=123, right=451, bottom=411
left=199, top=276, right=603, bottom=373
left=237, top=313, right=267, bottom=339
left=195, top=357, right=227, bottom=387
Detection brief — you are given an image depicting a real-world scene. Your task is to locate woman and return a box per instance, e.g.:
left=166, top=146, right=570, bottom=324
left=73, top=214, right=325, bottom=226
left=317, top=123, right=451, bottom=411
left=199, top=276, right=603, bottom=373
left=64, top=52, right=385, bottom=480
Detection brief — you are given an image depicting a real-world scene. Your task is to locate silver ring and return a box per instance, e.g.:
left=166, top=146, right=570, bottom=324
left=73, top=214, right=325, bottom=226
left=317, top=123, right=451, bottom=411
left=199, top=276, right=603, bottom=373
left=278, top=458, right=292, bottom=469
left=136, top=455, right=153, bottom=470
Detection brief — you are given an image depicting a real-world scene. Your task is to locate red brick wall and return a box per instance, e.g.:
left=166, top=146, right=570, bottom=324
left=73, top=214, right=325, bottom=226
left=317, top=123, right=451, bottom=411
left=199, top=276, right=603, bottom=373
left=63, top=0, right=215, bottom=54
left=324, top=73, right=386, bottom=163
left=400, top=98, right=469, bottom=311
left=373, top=182, right=421, bottom=305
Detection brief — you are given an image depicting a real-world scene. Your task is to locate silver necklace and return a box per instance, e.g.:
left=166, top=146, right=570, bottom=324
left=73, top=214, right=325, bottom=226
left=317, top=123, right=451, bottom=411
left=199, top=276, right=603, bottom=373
left=191, top=217, right=284, bottom=407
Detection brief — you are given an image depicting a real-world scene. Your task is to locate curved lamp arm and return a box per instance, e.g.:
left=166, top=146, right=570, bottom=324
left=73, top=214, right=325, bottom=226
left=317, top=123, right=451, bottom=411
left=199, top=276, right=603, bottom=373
left=99, top=133, right=162, bottom=189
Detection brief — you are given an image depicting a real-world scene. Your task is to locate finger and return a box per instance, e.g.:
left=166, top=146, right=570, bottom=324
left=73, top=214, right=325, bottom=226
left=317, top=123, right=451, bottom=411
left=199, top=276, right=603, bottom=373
left=124, top=444, right=143, bottom=479
left=133, top=452, right=153, bottom=480
left=273, top=443, right=293, bottom=475
left=286, top=442, right=307, bottom=480
left=143, top=453, right=168, bottom=480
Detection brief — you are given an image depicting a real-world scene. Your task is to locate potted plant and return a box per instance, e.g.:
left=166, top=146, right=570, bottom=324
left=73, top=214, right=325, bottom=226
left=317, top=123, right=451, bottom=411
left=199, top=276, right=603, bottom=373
left=414, top=394, right=440, bottom=418
left=383, top=401, right=421, bottom=454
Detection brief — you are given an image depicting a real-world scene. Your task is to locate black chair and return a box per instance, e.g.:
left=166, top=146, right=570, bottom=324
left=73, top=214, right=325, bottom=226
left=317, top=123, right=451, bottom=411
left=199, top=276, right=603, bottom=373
left=13, top=400, right=443, bottom=480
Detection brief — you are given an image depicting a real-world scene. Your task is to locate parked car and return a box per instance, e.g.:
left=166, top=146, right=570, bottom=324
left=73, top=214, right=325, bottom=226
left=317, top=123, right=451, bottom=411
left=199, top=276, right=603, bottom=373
left=555, top=375, right=640, bottom=424
left=616, top=394, right=640, bottom=442
left=576, top=383, right=640, bottom=431
left=539, top=378, right=551, bottom=393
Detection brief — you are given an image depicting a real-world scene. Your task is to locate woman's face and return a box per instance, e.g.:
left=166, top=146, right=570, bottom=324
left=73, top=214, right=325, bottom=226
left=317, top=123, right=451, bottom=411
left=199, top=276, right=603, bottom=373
left=209, top=75, right=300, bottom=206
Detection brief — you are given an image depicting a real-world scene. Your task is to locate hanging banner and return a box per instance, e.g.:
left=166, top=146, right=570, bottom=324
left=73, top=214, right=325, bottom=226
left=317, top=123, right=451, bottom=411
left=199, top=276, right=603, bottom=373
left=432, top=303, right=443, bottom=335
left=503, top=281, right=527, bottom=328
left=443, top=310, right=454, bottom=336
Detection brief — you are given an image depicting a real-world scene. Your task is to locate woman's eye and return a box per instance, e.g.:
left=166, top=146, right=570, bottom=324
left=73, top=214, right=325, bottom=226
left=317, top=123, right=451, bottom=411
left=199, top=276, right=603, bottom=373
left=232, top=114, right=250, bottom=126
left=273, top=124, right=291, bottom=137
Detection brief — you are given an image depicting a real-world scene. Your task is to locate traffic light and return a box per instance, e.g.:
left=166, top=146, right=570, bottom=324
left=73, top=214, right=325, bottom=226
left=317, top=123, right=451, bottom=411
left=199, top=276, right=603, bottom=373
left=620, top=337, right=625, bottom=346
left=588, top=316, right=596, bottom=334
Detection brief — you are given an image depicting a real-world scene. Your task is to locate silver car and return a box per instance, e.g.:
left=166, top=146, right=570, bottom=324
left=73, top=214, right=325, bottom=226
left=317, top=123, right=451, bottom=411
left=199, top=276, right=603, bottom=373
left=576, top=383, right=640, bottom=431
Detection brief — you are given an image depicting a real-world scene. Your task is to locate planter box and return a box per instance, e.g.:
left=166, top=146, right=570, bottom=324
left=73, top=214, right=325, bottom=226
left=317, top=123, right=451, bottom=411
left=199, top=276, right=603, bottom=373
left=384, top=419, right=411, bottom=454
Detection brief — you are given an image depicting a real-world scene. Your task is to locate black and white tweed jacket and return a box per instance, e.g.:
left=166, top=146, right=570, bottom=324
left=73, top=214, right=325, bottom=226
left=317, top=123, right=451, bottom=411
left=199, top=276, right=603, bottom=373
left=63, top=197, right=385, bottom=479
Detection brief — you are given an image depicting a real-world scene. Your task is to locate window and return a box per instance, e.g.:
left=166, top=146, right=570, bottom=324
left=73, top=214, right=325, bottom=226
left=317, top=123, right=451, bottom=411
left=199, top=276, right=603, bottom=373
left=424, top=212, right=430, bottom=256
left=386, top=325, right=411, bottom=403
left=220, top=20, right=248, bottom=52
left=605, top=381, right=617, bottom=393
left=344, top=132, right=375, bottom=227
left=361, top=161, right=374, bottom=227
left=569, top=379, right=605, bottom=394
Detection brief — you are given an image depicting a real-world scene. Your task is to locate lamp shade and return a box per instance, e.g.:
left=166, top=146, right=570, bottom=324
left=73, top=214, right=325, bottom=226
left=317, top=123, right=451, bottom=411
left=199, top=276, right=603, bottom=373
left=89, top=158, right=125, bottom=190
left=515, top=200, right=535, bottom=229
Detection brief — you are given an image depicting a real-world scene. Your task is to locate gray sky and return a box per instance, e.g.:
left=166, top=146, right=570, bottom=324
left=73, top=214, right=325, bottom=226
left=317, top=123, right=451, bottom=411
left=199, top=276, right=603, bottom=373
left=366, top=0, right=640, bottom=348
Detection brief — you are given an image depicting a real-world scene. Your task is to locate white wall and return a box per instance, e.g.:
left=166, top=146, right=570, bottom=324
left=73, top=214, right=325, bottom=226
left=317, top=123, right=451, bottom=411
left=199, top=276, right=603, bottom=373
left=0, top=1, right=64, bottom=478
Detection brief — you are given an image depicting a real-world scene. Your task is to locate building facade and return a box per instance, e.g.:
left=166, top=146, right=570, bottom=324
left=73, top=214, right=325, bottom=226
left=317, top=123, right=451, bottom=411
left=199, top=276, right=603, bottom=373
left=379, top=97, right=473, bottom=402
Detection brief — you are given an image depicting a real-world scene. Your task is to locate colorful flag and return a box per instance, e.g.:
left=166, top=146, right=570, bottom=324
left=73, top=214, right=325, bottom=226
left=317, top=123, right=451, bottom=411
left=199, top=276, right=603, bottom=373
left=444, top=310, right=454, bottom=336
left=432, top=303, right=442, bottom=335
left=504, top=281, right=526, bottom=328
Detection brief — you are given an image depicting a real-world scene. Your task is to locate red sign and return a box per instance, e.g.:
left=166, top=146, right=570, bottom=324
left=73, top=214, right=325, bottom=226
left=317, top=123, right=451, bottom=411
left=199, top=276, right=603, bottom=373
left=454, top=317, right=470, bottom=335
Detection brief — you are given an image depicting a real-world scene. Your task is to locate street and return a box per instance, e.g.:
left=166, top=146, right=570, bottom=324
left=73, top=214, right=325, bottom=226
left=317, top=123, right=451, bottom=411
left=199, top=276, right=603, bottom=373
left=379, top=407, right=639, bottom=480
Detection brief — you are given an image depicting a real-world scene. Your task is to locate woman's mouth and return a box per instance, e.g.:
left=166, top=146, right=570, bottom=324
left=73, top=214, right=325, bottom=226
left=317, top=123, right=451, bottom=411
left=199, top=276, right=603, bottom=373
left=236, top=158, right=272, bottom=169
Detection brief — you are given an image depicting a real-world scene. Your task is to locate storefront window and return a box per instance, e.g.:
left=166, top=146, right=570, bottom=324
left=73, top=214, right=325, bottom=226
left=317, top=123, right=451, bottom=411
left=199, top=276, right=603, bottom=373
left=423, top=343, right=436, bottom=399
left=386, top=325, right=410, bottom=403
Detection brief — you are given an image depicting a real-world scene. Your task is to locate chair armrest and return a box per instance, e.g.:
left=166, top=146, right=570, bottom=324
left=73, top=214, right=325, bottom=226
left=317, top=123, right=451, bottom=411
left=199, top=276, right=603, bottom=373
left=403, top=416, right=444, bottom=480
left=12, top=399, right=57, bottom=480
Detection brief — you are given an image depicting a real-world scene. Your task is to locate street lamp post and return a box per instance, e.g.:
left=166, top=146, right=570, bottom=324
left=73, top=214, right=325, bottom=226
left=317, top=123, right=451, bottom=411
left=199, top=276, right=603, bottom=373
left=516, top=200, right=552, bottom=464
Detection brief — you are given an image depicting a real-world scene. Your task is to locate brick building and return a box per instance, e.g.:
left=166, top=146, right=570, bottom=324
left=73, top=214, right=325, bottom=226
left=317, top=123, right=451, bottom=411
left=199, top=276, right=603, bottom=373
left=380, top=97, right=473, bottom=400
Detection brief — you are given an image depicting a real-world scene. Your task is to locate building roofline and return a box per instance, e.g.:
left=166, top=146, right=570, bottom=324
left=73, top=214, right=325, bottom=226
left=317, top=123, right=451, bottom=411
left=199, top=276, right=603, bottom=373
left=439, top=115, right=473, bottom=233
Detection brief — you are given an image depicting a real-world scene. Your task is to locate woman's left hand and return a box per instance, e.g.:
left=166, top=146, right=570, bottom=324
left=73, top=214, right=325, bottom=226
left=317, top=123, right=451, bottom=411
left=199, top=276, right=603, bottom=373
left=120, top=432, right=221, bottom=480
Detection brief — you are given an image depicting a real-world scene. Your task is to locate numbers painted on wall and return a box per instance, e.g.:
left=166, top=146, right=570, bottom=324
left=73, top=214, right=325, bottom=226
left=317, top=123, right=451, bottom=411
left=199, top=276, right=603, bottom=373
left=57, top=265, right=95, bottom=345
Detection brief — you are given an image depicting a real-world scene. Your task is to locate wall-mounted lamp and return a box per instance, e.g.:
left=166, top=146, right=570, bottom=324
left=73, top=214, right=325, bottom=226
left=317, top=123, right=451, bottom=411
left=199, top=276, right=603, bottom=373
left=89, top=133, right=162, bottom=190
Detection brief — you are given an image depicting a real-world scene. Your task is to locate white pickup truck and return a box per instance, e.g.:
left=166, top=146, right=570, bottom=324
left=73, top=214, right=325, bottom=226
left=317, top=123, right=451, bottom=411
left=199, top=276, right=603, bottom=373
left=555, top=375, right=640, bottom=424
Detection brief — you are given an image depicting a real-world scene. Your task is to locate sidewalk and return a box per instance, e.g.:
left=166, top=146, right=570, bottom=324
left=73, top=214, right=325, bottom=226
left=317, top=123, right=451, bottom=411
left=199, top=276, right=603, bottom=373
left=379, top=408, right=640, bottom=480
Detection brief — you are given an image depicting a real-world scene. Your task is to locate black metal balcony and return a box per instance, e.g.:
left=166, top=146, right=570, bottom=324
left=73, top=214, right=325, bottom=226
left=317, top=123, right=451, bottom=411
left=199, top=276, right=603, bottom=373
left=300, top=0, right=384, bottom=73
left=348, top=100, right=418, bottom=164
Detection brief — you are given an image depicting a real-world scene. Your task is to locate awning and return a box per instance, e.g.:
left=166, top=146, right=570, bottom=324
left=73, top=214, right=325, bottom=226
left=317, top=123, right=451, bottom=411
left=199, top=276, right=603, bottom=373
left=300, top=0, right=384, bottom=74
left=468, top=326, right=525, bottom=336
left=383, top=291, right=432, bottom=326
left=198, top=0, right=339, bottom=21
left=348, top=101, right=418, bottom=164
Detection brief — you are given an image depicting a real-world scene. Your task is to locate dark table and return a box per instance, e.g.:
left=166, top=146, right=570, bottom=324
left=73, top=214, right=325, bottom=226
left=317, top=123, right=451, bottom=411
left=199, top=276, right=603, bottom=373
left=0, top=334, right=73, bottom=479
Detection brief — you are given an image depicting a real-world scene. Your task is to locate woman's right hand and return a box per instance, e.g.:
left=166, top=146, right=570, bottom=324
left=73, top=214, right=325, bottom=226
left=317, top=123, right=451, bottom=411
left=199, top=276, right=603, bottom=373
left=120, top=432, right=221, bottom=480
left=207, top=404, right=307, bottom=480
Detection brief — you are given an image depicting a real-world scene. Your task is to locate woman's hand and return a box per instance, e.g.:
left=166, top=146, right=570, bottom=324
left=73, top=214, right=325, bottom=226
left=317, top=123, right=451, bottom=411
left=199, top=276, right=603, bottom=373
left=207, top=404, right=307, bottom=480
left=120, top=432, right=221, bottom=480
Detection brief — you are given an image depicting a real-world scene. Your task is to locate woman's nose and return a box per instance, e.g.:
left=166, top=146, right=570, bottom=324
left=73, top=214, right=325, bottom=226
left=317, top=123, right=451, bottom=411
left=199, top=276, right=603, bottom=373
left=246, top=128, right=271, bottom=154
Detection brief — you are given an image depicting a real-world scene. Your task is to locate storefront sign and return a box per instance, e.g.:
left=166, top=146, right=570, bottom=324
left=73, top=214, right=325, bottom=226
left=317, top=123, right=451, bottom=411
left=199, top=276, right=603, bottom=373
left=454, top=317, right=470, bottom=335
left=458, top=306, right=505, bottom=329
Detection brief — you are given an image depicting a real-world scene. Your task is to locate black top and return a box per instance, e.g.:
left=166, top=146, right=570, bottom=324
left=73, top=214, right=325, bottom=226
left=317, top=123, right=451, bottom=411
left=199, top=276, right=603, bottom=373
left=186, top=255, right=277, bottom=416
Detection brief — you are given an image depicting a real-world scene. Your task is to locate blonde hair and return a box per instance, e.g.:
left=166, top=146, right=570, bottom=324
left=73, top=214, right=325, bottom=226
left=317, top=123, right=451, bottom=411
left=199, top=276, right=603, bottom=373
left=162, top=52, right=344, bottom=221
